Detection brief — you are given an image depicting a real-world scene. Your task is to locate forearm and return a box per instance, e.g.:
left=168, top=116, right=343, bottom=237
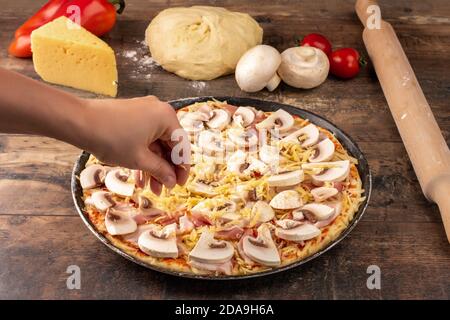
left=0, top=67, right=88, bottom=148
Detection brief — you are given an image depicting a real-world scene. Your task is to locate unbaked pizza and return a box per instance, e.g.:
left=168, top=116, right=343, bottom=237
left=79, top=100, right=365, bottom=276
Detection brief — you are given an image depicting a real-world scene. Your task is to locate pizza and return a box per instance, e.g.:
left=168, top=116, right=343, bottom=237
left=79, top=100, right=365, bottom=276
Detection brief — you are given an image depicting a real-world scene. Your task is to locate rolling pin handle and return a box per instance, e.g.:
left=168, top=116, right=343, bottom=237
left=428, top=177, right=450, bottom=243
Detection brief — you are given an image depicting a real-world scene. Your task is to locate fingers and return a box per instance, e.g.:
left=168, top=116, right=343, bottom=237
left=150, top=176, right=162, bottom=196
left=137, top=148, right=177, bottom=189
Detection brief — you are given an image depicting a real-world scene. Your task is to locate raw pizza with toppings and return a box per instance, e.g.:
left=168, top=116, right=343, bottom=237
left=79, top=100, right=365, bottom=276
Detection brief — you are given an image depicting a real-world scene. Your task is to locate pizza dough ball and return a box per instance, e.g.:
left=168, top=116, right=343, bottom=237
left=145, top=6, right=263, bottom=80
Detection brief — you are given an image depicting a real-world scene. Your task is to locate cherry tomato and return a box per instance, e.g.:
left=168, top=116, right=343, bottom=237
left=329, top=48, right=364, bottom=79
left=300, top=33, right=332, bottom=56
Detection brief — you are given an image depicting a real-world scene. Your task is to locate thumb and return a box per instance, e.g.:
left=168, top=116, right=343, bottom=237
left=136, top=149, right=177, bottom=189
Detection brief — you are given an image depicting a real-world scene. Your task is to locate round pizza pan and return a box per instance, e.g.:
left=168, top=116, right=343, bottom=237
left=71, top=96, right=372, bottom=280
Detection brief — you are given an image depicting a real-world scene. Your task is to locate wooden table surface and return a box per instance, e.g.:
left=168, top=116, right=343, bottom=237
left=0, top=0, right=449, bottom=300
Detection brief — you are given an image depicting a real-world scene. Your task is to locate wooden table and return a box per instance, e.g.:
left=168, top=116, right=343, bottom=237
left=0, top=0, right=449, bottom=300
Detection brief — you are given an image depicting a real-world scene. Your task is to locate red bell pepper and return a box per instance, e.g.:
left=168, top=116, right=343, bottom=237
left=8, top=0, right=125, bottom=58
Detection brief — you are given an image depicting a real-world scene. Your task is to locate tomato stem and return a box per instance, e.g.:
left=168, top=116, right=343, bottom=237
left=359, top=56, right=368, bottom=67
left=108, top=0, right=125, bottom=14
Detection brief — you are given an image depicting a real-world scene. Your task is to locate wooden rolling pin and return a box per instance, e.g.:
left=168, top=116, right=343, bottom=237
left=355, top=0, right=450, bottom=242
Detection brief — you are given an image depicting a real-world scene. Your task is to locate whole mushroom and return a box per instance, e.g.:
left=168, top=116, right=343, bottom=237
left=235, top=45, right=282, bottom=92
left=278, top=46, right=329, bottom=89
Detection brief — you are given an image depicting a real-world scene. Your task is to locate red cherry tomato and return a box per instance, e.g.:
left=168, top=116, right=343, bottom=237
left=300, top=33, right=332, bottom=56
left=329, top=48, right=363, bottom=79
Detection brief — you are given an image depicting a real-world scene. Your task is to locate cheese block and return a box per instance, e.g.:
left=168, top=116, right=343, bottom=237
left=31, top=16, right=118, bottom=97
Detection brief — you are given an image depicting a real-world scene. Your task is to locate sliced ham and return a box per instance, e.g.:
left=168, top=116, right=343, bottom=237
left=177, top=214, right=195, bottom=234
left=215, top=226, right=244, bottom=241
left=133, top=208, right=165, bottom=225
left=189, top=259, right=233, bottom=275
left=222, top=104, right=237, bottom=116
left=237, top=229, right=256, bottom=265
left=333, top=181, right=345, bottom=192
left=190, top=212, right=213, bottom=227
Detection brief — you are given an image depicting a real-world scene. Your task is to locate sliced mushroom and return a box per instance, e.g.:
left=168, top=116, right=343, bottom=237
left=275, top=222, right=321, bottom=242
left=235, top=45, right=282, bottom=92
left=255, top=109, right=294, bottom=133
left=189, top=230, right=234, bottom=264
left=188, top=181, right=218, bottom=197
left=275, top=219, right=303, bottom=229
left=80, top=164, right=106, bottom=189
left=315, top=198, right=343, bottom=228
left=220, top=212, right=243, bottom=224
left=105, top=209, right=137, bottom=235
left=228, top=128, right=258, bottom=148
left=230, top=184, right=249, bottom=202
left=242, top=224, right=280, bottom=266
left=299, top=203, right=335, bottom=222
left=281, top=123, right=319, bottom=147
left=311, top=187, right=339, bottom=202
left=232, top=107, right=255, bottom=127
left=309, top=138, right=335, bottom=163
left=303, top=160, right=350, bottom=183
left=138, top=223, right=178, bottom=258
left=259, top=144, right=280, bottom=164
left=104, top=169, right=135, bottom=197
left=269, top=190, right=303, bottom=210
left=206, top=109, right=230, bottom=130
left=198, top=130, right=225, bottom=155
left=267, top=170, right=304, bottom=187
left=193, top=161, right=216, bottom=180
left=227, top=150, right=248, bottom=174
left=243, top=157, right=269, bottom=176
left=90, top=191, right=115, bottom=211
left=251, top=201, right=275, bottom=223
left=292, top=208, right=304, bottom=220
left=178, top=214, right=195, bottom=234
left=179, top=113, right=205, bottom=134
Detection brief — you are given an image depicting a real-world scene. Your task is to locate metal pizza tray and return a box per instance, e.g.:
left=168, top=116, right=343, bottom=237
left=71, top=96, right=372, bottom=280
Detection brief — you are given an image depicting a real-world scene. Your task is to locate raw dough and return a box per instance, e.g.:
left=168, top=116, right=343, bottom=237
left=145, top=6, right=263, bottom=80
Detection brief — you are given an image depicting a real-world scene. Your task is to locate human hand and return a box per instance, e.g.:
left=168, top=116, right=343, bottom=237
left=80, top=96, right=190, bottom=194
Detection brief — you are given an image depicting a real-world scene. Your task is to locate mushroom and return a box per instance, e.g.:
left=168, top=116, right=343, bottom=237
left=227, top=149, right=248, bottom=174
left=105, top=169, right=135, bottom=197
left=302, top=160, right=350, bottom=183
left=275, top=221, right=321, bottom=242
left=188, top=181, right=218, bottom=197
left=189, top=230, right=234, bottom=264
left=281, top=123, right=320, bottom=147
left=219, top=212, right=243, bottom=224
left=251, top=201, right=275, bottom=223
left=193, top=161, right=216, bottom=180
left=178, top=214, right=195, bottom=234
left=242, top=224, right=280, bottom=266
left=206, top=109, right=230, bottom=130
left=309, top=138, right=335, bottom=163
left=179, top=113, right=205, bottom=134
left=230, top=183, right=249, bottom=202
left=90, top=191, right=115, bottom=211
left=228, top=128, right=258, bottom=148
left=311, top=187, right=339, bottom=202
left=269, top=190, right=303, bottom=210
left=315, top=199, right=343, bottom=228
left=138, top=223, right=178, bottom=258
left=298, top=203, right=335, bottom=222
left=255, top=109, right=294, bottom=133
left=259, top=144, right=279, bottom=164
left=292, top=208, right=304, bottom=220
left=104, top=209, right=137, bottom=235
left=243, top=157, right=269, bottom=176
left=275, top=219, right=303, bottom=229
left=235, top=45, right=282, bottom=92
left=267, top=170, right=304, bottom=187
left=80, top=164, right=106, bottom=189
left=232, top=107, right=255, bottom=127
left=198, top=130, right=225, bottom=156
left=277, top=46, right=330, bottom=89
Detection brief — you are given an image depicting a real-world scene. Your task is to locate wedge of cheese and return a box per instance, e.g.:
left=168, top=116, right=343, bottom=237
left=31, top=16, right=118, bottom=97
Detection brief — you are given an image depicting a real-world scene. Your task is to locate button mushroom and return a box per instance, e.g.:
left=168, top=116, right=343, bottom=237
left=302, top=160, right=350, bottom=183
left=187, top=181, right=218, bottom=197
left=178, top=214, right=195, bottom=234
left=138, top=223, right=178, bottom=258
left=228, top=128, right=258, bottom=148
left=242, top=224, right=280, bottom=266
left=309, top=138, right=335, bottom=163
left=277, top=46, right=329, bottom=89
left=235, top=45, right=282, bottom=92
left=105, top=169, right=135, bottom=197
left=311, top=187, right=339, bottom=202
left=255, top=109, right=294, bottom=133
left=259, top=144, right=280, bottom=164
left=275, top=220, right=321, bottom=242
left=89, top=191, right=115, bottom=211
left=206, top=109, right=230, bottom=130
left=298, top=203, right=335, bottom=222
left=104, top=209, right=137, bottom=235
left=80, top=164, right=106, bottom=189
left=179, top=112, right=205, bottom=134
left=227, top=150, right=248, bottom=174
left=232, top=107, right=255, bottom=127
left=243, top=157, right=269, bottom=176
left=251, top=201, right=275, bottom=223
left=269, top=190, right=303, bottom=210
left=189, top=230, right=234, bottom=264
left=267, top=170, right=304, bottom=187
left=281, top=123, right=320, bottom=147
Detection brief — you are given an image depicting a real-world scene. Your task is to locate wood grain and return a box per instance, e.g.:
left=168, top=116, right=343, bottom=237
left=0, top=0, right=449, bottom=299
